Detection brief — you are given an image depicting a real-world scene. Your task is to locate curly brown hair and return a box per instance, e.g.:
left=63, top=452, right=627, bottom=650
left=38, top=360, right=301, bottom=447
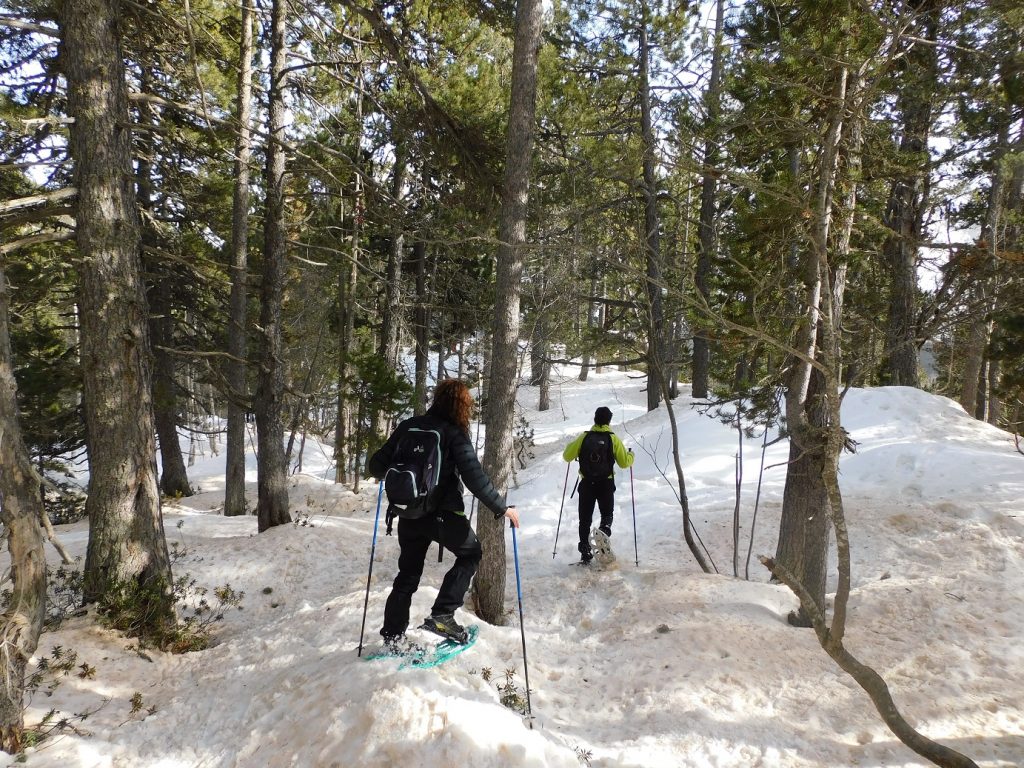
left=427, top=379, right=473, bottom=434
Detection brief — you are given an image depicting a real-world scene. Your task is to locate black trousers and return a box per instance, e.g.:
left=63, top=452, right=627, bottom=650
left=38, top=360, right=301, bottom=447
left=381, top=510, right=482, bottom=637
left=578, top=477, right=615, bottom=554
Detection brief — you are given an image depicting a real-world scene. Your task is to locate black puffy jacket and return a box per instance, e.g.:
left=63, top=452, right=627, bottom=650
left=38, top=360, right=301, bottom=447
left=368, top=414, right=508, bottom=519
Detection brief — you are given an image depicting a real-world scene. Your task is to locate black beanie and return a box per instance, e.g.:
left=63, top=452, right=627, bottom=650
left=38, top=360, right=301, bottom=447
left=594, top=406, right=612, bottom=426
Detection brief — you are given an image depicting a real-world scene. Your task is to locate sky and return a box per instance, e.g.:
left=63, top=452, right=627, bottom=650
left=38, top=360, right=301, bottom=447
left=2, top=362, right=1022, bottom=767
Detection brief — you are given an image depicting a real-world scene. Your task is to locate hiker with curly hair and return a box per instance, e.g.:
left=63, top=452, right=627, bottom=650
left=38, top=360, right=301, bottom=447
left=369, top=379, right=519, bottom=647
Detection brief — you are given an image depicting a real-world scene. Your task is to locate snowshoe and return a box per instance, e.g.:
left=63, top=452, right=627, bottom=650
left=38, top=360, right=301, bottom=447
left=592, top=528, right=615, bottom=566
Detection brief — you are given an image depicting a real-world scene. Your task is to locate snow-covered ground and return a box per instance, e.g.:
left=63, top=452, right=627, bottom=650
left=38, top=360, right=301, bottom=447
left=4, top=366, right=1022, bottom=767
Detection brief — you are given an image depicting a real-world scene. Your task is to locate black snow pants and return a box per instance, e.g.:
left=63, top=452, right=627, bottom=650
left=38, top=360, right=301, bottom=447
left=381, top=510, right=481, bottom=637
left=577, top=477, right=615, bottom=555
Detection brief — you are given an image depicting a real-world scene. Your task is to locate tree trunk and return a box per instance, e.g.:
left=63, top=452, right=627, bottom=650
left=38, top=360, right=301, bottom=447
left=692, top=0, right=725, bottom=400
left=413, top=239, right=429, bottom=415
left=596, top=276, right=606, bottom=374
left=436, top=309, right=447, bottom=382
left=960, top=312, right=989, bottom=416
left=529, top=321, right=544, bottom=387
left=987, top=125, right=1024, bottom=425
left=62, top=0, right=174, bottom=618
left=638, top=0, right=664, bottom=413
left=225, top=0, right=255, bottom=517
left=333, top=194, right=350, bottom=481
left=476, top=0, right=544, bottom=625
left=579, top=273, right=597, bottom=382
left=335, top=52, right=365, bottom=484
left=766, top=26, right=979, bottom=768
left=380, top=143, right=406, bottom=373
left=0, top=264, right=47, bottom=753
left=987, top=355, right=1002, bottom=426
left=135, top=75, right=192, bottom=498
left=254, top=0, right=291, bottom=531
left=776, top=366, right=830, bottom=625
left=533, top=318, right=551, bottom=411
left=960, top=116, right=1010, bottom=415
left=370, top=142, right=407, bottom=455
left=530, top=282, right=551, bottom=411
left=149, top=276, right=192, bottom=497
left=538, top=354, right=550, bottom=412
left=882, top=0, right=938, bottom=387
left=775, top=65, right=851, bottom=627
left=767, top=78, right=979, bottom=754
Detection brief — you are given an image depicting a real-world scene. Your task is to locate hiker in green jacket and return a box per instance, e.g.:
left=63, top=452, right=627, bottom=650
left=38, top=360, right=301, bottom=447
left=562, top=406, right=633, bottom=563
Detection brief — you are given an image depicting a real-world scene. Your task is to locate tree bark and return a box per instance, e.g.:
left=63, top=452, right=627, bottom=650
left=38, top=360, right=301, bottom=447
left=61, top=0, right=174, bottom=616
left=639, top=0, right=665, bottom=413
left=255, top=0, right=291, bottom=531
left=0, top=265, right=47, bottom=753
left=692, top=0, right=725, bottom=400
left=476, top=0, right=544, bottom=625
left=225, top=0, right=255, bottom=517
left=776, top=364, right=830, bottom=625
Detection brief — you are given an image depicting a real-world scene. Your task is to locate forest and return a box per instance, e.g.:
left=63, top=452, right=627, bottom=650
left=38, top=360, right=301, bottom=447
left=0, top=0, right=1021, bottom=765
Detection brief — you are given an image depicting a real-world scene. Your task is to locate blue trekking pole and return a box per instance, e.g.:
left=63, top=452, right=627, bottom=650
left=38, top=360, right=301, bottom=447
left=511, top=522, right=534, bottom=728
left=358, top=481, right=385, bottom=657
left=551, top=462, right=570, bottom=559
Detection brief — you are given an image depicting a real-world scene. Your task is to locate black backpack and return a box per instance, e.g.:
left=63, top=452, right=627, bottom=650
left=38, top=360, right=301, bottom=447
left=578, top=430, right=614, bottom=481
left=383, top=426, right=443, bottom=534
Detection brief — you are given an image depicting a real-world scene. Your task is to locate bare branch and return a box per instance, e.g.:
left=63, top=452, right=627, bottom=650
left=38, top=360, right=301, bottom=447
left=0, top=187, right=76, bottom=216
left=0, top=230, right=74, bottom=256
left=0, top=18, right=59, bottom=38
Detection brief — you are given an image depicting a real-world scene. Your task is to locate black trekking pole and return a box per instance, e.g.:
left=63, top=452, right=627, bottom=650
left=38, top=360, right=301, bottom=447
left=511, top=520, right=534, bottom=728
left=629, top=450, right=638, bottom=567
left=357, top=481, right=385, bottom=657
left=551, top=462, right=570, bottom=559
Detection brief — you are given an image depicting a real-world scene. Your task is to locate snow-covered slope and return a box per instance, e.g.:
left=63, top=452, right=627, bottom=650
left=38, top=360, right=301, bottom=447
left=5, top=368, right=1022, bottom=767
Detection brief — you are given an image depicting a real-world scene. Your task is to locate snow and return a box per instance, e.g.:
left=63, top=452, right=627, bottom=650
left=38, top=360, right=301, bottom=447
left=4, top=366, right=1023, bottom=767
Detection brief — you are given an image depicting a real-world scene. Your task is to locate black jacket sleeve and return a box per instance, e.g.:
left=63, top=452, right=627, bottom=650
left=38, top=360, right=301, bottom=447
left=449, top=430, right=507, bottom=518
left=368, top=423, right=403, bottom=480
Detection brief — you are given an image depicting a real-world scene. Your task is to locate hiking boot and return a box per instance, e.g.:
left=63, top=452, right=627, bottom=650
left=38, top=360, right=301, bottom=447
left=381, top=634, right=405, bottom=655
left=421, top=613, right=469, bottom=644
left=580, top=550, right=594, bottom=564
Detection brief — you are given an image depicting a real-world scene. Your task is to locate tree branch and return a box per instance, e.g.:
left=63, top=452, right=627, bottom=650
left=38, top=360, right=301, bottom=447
left=761, top=556, right=980, bottom=768
left=0, top=230, right=74, bottom=256
left=0, top=188, right=76, bottom=216
left=0, top=18, right=59, bottom=38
